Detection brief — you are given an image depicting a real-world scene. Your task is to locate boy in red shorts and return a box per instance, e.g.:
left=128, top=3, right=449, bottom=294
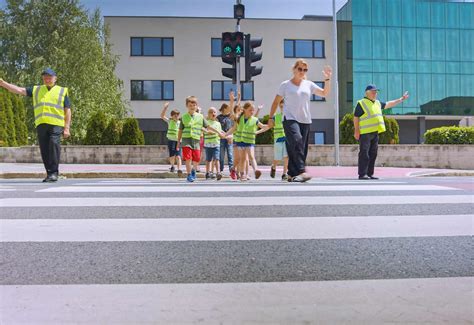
left=177, top=96, right=224, bottom=182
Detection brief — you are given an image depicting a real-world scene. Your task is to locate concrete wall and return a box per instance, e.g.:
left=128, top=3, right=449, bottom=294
left=1, top=145, right=473, bottom=169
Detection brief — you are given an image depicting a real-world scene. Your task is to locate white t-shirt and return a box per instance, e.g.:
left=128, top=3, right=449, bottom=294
left=277, top=79, right=322, bottom=124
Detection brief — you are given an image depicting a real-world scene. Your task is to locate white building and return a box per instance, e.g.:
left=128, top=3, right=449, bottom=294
left=105, top=15, right=337, bottom=144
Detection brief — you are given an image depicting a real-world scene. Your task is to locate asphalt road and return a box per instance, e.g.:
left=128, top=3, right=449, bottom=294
left=1, top=176, right=473, bottom=324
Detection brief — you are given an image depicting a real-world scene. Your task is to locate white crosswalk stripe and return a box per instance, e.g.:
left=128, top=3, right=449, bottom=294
left=1, top=178, right=472, bottom=324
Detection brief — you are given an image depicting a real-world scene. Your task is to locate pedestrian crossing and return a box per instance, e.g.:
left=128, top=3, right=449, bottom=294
left=0, top=178, right=472, bottom=324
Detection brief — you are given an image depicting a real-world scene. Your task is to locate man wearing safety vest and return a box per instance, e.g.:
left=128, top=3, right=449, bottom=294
left=0, top=68, right=71, bottom=182
left=354, top=84, right=408, bottom=180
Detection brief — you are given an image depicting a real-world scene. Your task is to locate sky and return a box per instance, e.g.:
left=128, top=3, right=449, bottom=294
left=1, top=0, right=349, bottom=19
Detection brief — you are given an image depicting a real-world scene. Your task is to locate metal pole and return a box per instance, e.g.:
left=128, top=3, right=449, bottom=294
left=332, top=0, right=340, bottom=166
left=236, top=19, right=240, bottom=94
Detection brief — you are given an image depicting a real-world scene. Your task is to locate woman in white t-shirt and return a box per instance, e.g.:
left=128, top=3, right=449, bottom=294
left=268, top=59, right=332, bottom=182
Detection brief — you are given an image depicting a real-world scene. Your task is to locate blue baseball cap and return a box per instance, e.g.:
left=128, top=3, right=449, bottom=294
left=41, top=68, right=56, bottom=76
left=365, top=84, right=380, bottom=91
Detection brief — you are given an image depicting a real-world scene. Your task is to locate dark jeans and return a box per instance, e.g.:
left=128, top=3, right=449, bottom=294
left=283, top=119, right=311, bottom=177
left=219, top=139, right=234, bottom=172
left=36, top=124, right=63, bottom=175
left=358, top=132, right=379, bottom=177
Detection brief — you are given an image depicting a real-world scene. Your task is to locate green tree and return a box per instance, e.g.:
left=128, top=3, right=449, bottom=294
left=120, top=118, right=145, bottom=145
left=1, top=0, right=128, bottom=144
left=2, top=89, right=17, bottom=146
left=102, top=117, right=122, bottom=145
left=12, top=94, right=29, bottom=145
left=0, top=91, right=8, bottom=146
left=84, top=111, right=109, bottom=145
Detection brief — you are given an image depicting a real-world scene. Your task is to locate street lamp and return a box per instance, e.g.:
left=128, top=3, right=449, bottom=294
left=234, top=3, right=245, bottom=20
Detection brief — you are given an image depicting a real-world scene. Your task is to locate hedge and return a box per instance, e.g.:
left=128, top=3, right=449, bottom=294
left=339, top=113, right=400, bottom=144
left=0, top=89, right=28, bottom=147
left=424, top=126, right=474, bottom=144
left=256, top=115, right=274, bottom=145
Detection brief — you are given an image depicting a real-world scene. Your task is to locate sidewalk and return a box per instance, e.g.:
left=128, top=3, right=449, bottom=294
left=1, top=163, right=473, bottom=179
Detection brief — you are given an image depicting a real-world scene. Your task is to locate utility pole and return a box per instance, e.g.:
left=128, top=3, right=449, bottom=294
left=333, top=0, right=340, bottom=166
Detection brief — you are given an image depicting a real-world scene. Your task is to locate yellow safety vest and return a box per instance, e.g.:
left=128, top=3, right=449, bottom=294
left=167, top=119, right=180, bottom=141
left=237, top=115, right=258, bottom=144
left=204, top=120, right=222, bottom=146
left=33, top=85, right=68, bottom=127
left=181, top=112, right=204, bottom=140
left=357, top=98, right=386, bottom=134
left=273, top=112, right=285, bottom=143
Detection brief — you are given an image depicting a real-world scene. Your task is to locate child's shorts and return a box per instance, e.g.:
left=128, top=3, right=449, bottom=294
left=167, top=140, right=181, bottom=157
left=274, top=141, right=288, bottom=161
left=182, top=147, right=201, bottom=163
left=205, top=147, right=220, bottom=162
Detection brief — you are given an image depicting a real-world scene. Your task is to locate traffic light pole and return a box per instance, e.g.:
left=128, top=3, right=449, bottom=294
left=235, top=0, right=241, bottom=93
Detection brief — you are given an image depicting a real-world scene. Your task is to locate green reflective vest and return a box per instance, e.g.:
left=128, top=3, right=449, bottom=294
left=357, top=98, right=386, bottom=134
left=181, top=112, right=204, bottom=140
left=166, top=119, right=180, bottom=141
left=204, top=120, right=222, bottom=146
left=237, top=115, right=258, bottom=144
left=32, top=85, right=68, bottom=127
left=273, top=112, right=285, bottom=143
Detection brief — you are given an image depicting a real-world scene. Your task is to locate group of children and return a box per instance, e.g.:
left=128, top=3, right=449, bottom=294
left=161, top=91, right=288, bottom=182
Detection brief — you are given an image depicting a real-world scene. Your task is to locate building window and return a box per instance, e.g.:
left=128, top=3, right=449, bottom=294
left=311, top=81, right=325, bottom=101
left=314, top=132, right=325, bottom=144
left=211, top=81, right=254, bottom=101
left=284, top=39, right=325, bottom=58
left=130, top=37, right=174, bottom=56
left=347, top=82, right=353, bottom=102
left=347, top=41, right=352, bottom=59
left=131, top=80, right=174, bottom=100
left=211, top=38, right=222, bottom=57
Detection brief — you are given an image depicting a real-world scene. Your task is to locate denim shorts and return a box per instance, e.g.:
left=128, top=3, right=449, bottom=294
left=167, top=140, right=181, bottom=157
left=274, top=141, right=288, bottom=161
left=205, top=147, right=220, bottom=162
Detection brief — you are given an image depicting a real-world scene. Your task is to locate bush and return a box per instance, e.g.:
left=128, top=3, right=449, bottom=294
left=84, top=111, right=109, bottom=145
left=256, top=115, right=274, bottom=145
left=102, top=117, right=122, bottom=145
left=339, top=113, right=399, bottom=144
left=424, top=126, right=474, bottom=144
left=120, top=117, right=145, bottom=145
left=339, top=113, right=357, bottom=144
left=12, top=95, right=28, bottom=145
left=2, top=90, right=17, bottom=146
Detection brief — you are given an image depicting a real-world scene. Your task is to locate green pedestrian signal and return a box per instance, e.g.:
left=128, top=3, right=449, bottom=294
left=224, top=46, right=232, bottom=54
left=235, top=45, right=242, bottom=54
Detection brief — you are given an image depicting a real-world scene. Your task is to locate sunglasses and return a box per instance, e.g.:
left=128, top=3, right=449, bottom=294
left=297, top=67, right=308, bottom=72
left=188, top=101, right=197, bottom=104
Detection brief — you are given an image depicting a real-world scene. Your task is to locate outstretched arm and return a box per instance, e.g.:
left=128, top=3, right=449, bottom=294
left=0, top=79, right=27, bottom=96
left=385, top=91, right=409, bottom=109
left=160, top=102, right=170, bottom=123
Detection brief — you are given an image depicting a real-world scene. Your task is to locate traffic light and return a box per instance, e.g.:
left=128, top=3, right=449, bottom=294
left=244, top=34, right=263, bottom=82
left=221, top=56, right=236, bottom=83
left=221, top=32, right=244, bottom=58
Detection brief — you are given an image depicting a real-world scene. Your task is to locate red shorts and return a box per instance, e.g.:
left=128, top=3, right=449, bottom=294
left=182, top=147, right=201, bottom=162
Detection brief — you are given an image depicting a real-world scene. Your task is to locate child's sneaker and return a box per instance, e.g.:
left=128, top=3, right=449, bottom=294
left=186, top=174, right=194, bottom=182
left=216, top=172, right=222, bottom=181
left=255, top=170, right=262, bottom=179
left=270, top=166, right=276, bottom=178
left=191, top=169, right=196, bottom=179
left=170, top=166, right=175, bottom=173
left=205, top=172, right=211, bottom=180
left=281, top=173, right=288, bottom=181
left=230, top=168, right=237, bottom=180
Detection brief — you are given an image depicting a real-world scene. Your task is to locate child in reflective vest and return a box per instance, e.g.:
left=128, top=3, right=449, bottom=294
left=270, top=99, right=288, bottom=180
left=226, top=102, right=269, bottom=181
left=160, top=102, right=183, bottom=176
left=177, top=96, right=224, bottom=183
left=204, top=107, right=225, bottom=180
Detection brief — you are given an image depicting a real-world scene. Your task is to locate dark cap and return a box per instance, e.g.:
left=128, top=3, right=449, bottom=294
left=41, top=68, right=56, bottom=76
left=365, top=84, right=380, bottom=91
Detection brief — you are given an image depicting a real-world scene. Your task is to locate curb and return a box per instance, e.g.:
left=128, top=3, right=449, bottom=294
left=411, top=171, right=474, bottom=177
left=0, top=172, right=215, bottom=179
